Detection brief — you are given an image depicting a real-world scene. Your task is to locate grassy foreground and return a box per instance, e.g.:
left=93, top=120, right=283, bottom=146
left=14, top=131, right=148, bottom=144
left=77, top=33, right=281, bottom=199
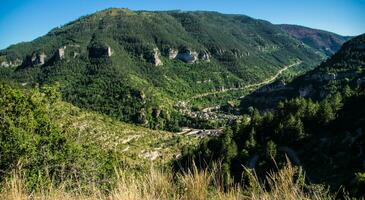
left=1, top=163, right=332, bottom=200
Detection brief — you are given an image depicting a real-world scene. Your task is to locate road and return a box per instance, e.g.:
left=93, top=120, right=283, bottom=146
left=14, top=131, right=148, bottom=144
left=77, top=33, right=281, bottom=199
left=188, top=60, right=302, bottom=101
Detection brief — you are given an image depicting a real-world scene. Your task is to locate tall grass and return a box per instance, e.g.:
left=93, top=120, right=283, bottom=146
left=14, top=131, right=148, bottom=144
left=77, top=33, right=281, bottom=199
left=0, top=163, right=332, bottom=200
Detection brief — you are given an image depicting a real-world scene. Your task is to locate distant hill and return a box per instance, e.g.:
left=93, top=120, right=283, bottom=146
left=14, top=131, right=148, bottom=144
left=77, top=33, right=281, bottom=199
left=241, top=33, right=365, bottom=111
left=279, top=24, right=352, bottom=57
left=0, top=8, right=324, bottom=129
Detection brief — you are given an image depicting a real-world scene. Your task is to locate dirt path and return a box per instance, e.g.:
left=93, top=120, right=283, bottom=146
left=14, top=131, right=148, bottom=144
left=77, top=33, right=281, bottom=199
left=188, top=61, right=302, bottom=101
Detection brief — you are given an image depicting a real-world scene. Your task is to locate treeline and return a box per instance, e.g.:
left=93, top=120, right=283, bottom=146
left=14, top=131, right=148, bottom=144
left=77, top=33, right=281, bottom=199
left=177, top=87, right=365, bottom=197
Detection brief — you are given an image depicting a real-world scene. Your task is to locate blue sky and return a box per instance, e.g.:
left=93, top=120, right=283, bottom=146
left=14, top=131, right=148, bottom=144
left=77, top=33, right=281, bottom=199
left=0, top=0, right=364, bottom=49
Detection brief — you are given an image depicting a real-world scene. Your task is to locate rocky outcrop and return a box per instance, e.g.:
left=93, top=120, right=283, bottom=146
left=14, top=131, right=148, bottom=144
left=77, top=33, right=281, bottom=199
left=107, top=46, right=112, bottom=57
left=168, top=48, right=210, bottom=64
left=0, top=61, right=8, bottom=67
left=176, top=49, right=199, bottom=63
left=55, top=46, right=66, bottom=60
left=168, top=48, right=178, bottom=59
left=152, top=48, right=163, bottom=66
left=28, top=52, right=46, bottom=66
left=0, top=59, right=22, bottom=67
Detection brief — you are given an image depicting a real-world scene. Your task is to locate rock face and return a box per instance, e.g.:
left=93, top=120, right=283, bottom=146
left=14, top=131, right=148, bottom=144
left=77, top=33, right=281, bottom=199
left=152, top=48, right=163, bottom=66
left=168, top=48, right=178, bottom=59
left=56, top=46, right=66, bottom=60
left=0, top=61, right=8, bottom=67
left=176, top=49, right=199, bottom=63
left=31, top=53, right=47, bottom=66
left=168, top=48, right=210, bottom=64
left=0, top=59, right=22, bottom=67
left=107, top=46, right=113, bottom=57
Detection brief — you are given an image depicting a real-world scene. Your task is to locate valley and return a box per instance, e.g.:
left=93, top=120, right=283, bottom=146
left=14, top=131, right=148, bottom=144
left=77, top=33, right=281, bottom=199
left=0, top=6, right=364, bottom=200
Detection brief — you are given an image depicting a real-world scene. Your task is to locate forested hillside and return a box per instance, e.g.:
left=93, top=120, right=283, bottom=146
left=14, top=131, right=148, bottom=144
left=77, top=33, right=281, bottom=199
left=241, top=33, right=365, bottom=111
left=0, top=8, right=323, bottom=130
left=178, top=34, right=365, bottom=198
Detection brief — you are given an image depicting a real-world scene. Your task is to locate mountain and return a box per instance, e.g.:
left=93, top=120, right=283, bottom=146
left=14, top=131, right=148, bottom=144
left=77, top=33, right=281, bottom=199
left=0, top=8, right=324, bottom=130
left=179, top=34, right=365, bottom=197
left=279, top=24, right=352, bottom=57
left=241, top=33, right=365, bottom=111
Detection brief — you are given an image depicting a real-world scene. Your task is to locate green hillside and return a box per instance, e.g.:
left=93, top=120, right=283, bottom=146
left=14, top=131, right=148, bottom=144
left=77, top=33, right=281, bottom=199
left=241, top=33, right=365, bottom=111
left=0, top=82, right=197, bottom=190
left=0, top=8, right=323, bottom=130
left=179, top=34, right=365, bottom=198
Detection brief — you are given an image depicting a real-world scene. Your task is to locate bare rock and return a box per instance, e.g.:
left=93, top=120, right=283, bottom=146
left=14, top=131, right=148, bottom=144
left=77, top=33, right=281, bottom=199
left=176, top=49, right=199, bottom=63
left=0, top=59, right=20, bottom=68
left=107, top=46, right=113, bottom=57
left=56, top=46, right=66, bottom=60
left=152, top=48, right=163, bottom=66
left=31, top=52, right=47, bottom=66
left=168, top=48, right=178, bottom=59
left=0, top=61, right=9, bottom=67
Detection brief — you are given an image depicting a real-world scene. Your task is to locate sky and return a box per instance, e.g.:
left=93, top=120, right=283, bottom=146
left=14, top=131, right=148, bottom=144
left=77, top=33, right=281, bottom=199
left=0, top=0, right=364, bottom=49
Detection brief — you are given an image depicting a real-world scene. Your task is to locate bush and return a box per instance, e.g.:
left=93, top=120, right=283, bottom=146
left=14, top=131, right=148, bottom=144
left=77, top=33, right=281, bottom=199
left=0, top=84, right=119, bottom=191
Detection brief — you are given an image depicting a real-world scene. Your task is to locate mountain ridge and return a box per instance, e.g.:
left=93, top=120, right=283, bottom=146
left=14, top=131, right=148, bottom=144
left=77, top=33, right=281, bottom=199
left=279, top=24, right=352, bottom=56
left=0, top=8, right=324, bottom=130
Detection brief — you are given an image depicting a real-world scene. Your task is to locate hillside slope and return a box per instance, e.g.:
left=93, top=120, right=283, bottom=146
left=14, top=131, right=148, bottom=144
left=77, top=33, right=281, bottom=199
left=179, top=34, right=365, bottom=197
left=279, top=24, right=351, bottom=57
left=241, top=33, right=365, bottom=111
left=0, top=8, right=323, bottom=129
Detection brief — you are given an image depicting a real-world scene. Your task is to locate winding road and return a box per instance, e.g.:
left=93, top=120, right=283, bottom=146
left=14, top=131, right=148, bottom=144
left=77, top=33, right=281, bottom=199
left=188, top=60, right=302, bottom=101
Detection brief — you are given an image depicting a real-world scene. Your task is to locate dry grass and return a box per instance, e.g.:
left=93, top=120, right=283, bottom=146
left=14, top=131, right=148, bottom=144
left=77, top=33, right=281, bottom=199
left=245, top=163, right=332, bottom=200
left=0, top=163, right=332, bottom=200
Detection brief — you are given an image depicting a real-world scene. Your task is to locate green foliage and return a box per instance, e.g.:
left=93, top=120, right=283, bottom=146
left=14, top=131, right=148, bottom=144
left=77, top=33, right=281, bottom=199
left=0, top=84, right=119, bottom=191
left=177, top=89, right=365, bottom=197
left=0, top=9, right=323, bottom=130
left=241, top=34, right=365, bottom=112
left=265, top=140, right=277, bottom=159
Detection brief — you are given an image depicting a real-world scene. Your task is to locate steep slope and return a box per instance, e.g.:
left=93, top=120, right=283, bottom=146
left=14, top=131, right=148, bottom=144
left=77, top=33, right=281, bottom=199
left=279, top=24, right=352, bottom=57
left=0, top=8, right=323, bottom=129
left=241, top=33, right=365, bottom=111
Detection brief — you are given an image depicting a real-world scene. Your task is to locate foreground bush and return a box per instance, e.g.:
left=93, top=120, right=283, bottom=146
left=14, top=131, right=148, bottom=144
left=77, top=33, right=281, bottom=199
left=0, top=84, right=119, bottom=191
